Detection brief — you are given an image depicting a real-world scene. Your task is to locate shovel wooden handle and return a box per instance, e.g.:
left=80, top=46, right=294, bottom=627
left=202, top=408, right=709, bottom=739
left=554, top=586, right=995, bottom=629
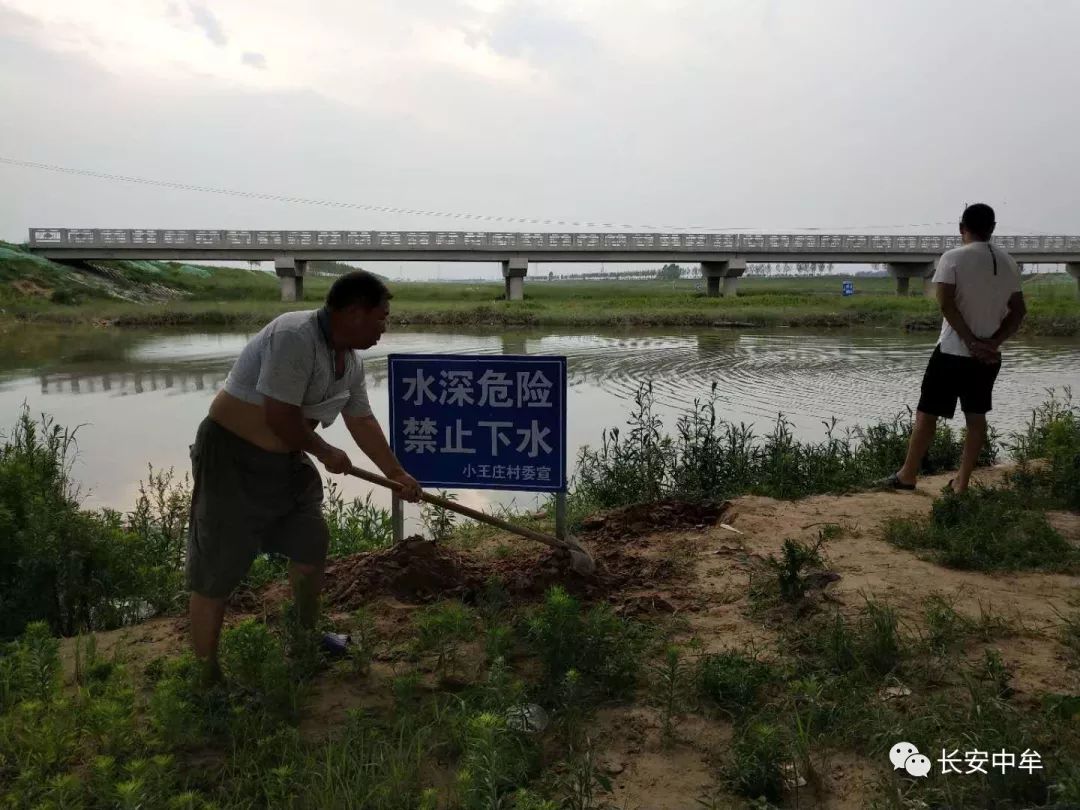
left=347, top=466, right=566, bottom=552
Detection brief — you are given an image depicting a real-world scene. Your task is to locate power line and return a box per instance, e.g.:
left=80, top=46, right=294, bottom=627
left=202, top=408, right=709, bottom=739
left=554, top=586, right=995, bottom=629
left=0, top=154, right=1046, bottom=233
left=1, top=155, right=752, bottom=230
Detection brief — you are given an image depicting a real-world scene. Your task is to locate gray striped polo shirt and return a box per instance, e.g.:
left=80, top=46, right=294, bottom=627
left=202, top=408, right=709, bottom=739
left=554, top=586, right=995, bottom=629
left=223, top=308, right=372, bottom=427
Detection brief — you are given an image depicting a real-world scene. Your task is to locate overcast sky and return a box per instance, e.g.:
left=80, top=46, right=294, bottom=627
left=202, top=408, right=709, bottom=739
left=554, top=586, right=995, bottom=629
left=2, top=0, right=1078, bottom=279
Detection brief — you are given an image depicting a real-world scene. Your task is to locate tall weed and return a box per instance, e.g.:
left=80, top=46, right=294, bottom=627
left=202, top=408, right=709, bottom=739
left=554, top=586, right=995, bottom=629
left=1009, top=389, right=1080, bottom=510
left=575, top=383, right=995, bottom=509
left=323, top=481, right=393, bottom=557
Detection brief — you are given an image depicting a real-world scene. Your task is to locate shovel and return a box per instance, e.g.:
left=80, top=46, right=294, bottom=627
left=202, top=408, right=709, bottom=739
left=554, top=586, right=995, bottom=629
left=347, top=466, right=597, bottom=576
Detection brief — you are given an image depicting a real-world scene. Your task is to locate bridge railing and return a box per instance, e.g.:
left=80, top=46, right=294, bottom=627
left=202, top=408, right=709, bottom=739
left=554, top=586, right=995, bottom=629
left=27, top=228, right=1080, bottom=254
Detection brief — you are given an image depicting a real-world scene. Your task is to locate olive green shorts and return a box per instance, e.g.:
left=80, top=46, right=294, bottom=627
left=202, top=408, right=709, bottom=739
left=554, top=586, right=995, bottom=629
left=186, top=417, right=330, bottom=598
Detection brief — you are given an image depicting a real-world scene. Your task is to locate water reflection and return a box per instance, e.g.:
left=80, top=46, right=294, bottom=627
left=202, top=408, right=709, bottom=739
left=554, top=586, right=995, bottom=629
left=2, top=324, right=1079, bottom=513
left=39, top=370, right=225, bottom=396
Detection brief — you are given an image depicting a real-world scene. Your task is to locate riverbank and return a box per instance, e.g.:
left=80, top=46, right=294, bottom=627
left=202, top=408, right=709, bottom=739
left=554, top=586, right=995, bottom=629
left=3, top=395, right=1078, bottom=807
left=2, top=242, right=1078, bottom=334
left=8, top=277, right=1080, bottom=335
left=8, top=466, right=1080, bottom=809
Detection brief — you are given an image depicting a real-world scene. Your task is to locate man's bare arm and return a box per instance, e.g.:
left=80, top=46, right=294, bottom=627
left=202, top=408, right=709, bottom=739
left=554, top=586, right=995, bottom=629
left=989, top=292, right=1027, bottom=348
left=263, top=396, right=351, bottom=473
left=344, top=413, right=422, bottom=500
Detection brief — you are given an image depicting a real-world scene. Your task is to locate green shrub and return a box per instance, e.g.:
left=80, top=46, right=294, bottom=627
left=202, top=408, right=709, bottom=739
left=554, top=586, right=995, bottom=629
left=484, top=624, right=514, bottom=665
left=413, top=601, right=478, bottom=675
left=729, top=720, right=786, bottom=802
left=552, top=747, right=614, bottom=810
left=0, top=410, right=189, bottom=638
left=455, top=712, right=532, bottom=810
left=525, top=586, right=644, bottom=698
left=219, top=619, right=297, bottom=720
left=921, top=593, right=972, bottom=655
left=769, top=538, right=825, bottom=604
left=650, top=645, right=690, bottom=745
left=0, top=621, right=61, bottom=709
left=48, top=288, right=82, bottom=305
left=554, top=668, right=590, bottom=751
left=0, top=632, right=68, bottom=801
left=1010, top=391, right=1080, bottom=510
left=575, top=383, right=997, bottom=508
left=148, top=655, right=209, bottom=747
left=698, top=651, right=773, bottom=718
left=348, top=607, right=379, bottom=677
left=1, top=696, right=83, bottom=799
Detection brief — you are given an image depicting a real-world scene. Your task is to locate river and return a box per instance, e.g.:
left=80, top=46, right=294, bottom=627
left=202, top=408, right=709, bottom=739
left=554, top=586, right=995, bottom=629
left=2, top=324, right=1078, bottom=516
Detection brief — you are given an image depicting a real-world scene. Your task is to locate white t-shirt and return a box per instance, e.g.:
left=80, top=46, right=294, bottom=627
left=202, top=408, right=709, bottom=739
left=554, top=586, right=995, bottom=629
left=932, top=241, right=1022, bottom=357
left=223, top=309, right=372, bottom=427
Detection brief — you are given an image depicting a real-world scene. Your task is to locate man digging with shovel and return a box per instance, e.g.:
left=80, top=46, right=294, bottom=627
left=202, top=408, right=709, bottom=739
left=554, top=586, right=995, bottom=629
left=187, top=270, right=421, bottom=685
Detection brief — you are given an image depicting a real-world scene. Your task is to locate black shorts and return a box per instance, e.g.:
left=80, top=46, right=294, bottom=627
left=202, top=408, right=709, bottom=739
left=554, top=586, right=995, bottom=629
left=917, top=345, right=1002, bottom=419
left=186, top=417, right=330, bottom=598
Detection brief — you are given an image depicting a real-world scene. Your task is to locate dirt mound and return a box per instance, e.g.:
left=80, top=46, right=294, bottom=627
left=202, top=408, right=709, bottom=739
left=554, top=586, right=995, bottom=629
left=270, top=498, right=728, bottom=613
left=322, top=537, right=481, bottom=608
left=580, top=499, right=729, bottom=544
left=484, top=545, right=681, bottom=602
left=313, top=531, right=686, bottom=613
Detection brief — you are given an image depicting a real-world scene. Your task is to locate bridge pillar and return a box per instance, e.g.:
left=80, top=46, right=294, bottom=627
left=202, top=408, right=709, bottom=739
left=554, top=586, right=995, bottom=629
left=723, top=260, right=747, bottom=296
left=1067, top=263, right=1080, bottom=297
left=888, top=262, right=935, bottom=296
left=701, top=259, right=747, bottom=297
left=502, top=258, right=528, bottom=301
left=922, top=260, right=939, bottom=298
left=702, top=262, right=723, bottom=297
left=274, top=257, right=307, bottom=302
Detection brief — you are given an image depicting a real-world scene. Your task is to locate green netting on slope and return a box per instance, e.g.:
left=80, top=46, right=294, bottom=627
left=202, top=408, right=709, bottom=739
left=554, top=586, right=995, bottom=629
left=174, top=264, right=212, bottom=278
left=0, top=246, right=59, bottom=268
left=123, top=260, right=166, bottom=276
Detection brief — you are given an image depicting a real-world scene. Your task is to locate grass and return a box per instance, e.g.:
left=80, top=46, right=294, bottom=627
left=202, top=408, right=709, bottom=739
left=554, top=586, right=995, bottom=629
left=2, top=603, right=569, bottom=808
left=3, top=543, right=1080, bottom=808
left=697, top=650, right=775, bottom=720
left=2, top=241, right=1078, bottom=334
left=722, top=587, right=1077, bottom=808
left=884, top=486, right=1078, bottom=572
left=412, top=602, right=479, bottom=676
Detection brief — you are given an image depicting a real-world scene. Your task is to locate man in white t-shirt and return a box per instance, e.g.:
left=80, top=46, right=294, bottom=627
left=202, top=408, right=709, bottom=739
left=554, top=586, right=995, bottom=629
left=881, top=203, right=1027, bottom=494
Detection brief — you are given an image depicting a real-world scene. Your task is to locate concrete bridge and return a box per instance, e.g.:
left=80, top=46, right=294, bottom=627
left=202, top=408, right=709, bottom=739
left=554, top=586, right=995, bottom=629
left=29, top=228, right=1080, bottom=301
